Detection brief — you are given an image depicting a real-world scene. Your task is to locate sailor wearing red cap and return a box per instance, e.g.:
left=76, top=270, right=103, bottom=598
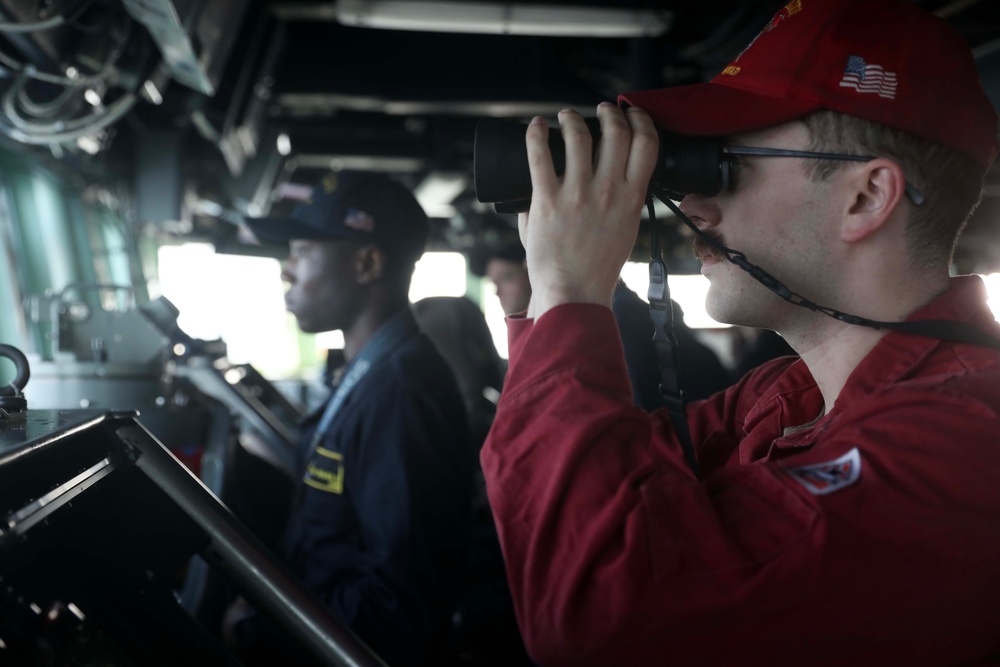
left=481, top=0, right=1000, bottom=664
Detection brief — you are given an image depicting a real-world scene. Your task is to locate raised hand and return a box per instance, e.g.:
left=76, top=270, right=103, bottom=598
left=520, top=102, right=659, bottom=319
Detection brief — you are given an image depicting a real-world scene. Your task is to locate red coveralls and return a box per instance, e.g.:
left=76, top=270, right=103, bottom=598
left=482, top=275, right=1000, bottom=666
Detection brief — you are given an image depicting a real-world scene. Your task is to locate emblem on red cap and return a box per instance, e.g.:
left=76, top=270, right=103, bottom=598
left=726, top=0, right=805, bottom=72
left=839, top=56, right=898, bottom=100
left=763, top=0, right=803, bottom=32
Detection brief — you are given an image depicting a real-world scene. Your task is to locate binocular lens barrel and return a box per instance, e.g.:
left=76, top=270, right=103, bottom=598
left=473, top=118, right=726, bottom=213
left=473, top=118, right=601, bottom=211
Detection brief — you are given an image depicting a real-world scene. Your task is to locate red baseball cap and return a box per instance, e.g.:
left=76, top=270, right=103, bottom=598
left=619, top=0, right=999, bottom=169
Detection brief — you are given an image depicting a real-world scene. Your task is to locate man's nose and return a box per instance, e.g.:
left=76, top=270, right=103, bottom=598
left=678, top=194, right=721, bottom=231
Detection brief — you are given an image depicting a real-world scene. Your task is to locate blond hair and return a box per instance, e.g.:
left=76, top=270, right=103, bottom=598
left=801, top=110, right=986, bottom=271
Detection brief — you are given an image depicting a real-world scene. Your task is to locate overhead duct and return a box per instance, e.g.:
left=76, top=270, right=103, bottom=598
left=334, top=1, right=672, bottom=38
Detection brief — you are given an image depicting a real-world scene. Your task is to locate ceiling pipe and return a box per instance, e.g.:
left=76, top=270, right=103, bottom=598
left=305, top=1, right=672, bottom=38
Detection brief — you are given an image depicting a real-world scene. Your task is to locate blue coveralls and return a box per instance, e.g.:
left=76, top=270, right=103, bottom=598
left=283, top=308, right=474, bottom=666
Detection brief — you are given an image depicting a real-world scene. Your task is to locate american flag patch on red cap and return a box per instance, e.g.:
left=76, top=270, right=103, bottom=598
left=839, top=55, right=898, bottom=100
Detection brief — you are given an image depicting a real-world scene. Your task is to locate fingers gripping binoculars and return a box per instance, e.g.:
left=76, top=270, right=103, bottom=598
left=473, top=118, right=728, bottom=213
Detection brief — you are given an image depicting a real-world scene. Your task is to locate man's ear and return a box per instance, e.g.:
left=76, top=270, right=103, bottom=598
left=354, top=243, right=387, bottom=284
left=841, top=158, right=907, bottom=243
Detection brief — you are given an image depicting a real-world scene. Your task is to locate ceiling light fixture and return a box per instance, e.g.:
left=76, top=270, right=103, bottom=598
left=276, top=132, right=292, bottom=156
left=335, top=1, right=671, bottom=38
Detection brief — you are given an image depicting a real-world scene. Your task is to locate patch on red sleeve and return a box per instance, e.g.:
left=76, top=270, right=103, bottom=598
left=783, top=448, right=861, bottom=495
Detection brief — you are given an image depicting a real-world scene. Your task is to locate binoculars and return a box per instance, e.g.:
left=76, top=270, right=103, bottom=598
left=473, top=118, right=729, bottom=213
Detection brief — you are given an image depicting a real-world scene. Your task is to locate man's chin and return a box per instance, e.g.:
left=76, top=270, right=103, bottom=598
left=289, top=311, right=315, bottom=333
left=704, top=290, right=741, bottom=328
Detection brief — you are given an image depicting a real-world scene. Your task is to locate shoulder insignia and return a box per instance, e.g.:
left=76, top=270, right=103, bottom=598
left=304, top=447, right=345, bottom=494
left=783, top=447, right=861, bottom=495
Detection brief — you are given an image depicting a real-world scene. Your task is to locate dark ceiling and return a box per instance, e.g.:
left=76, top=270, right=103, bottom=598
left=3, top=0, right=1000, bottom=273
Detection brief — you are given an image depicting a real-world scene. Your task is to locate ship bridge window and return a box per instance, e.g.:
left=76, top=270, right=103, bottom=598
left=157, top=245, right=475, bottom=380
left=980, top=274, right=1000, bottom=322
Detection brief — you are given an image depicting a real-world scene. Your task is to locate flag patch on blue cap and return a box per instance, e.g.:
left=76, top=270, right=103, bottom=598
left=783, top=448, right=861, bottom=495
left=345, top=208, right=375, bottom=232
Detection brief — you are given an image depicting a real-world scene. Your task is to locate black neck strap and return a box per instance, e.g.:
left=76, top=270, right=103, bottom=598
left=646, top=197, right=701, bottom=479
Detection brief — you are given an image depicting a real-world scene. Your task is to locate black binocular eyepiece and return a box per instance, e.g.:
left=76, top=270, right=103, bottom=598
left=473, top=118, right=728, bottom=213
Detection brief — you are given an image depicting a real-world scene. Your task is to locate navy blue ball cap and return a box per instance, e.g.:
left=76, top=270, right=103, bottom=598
left=245, top=171, right=429, bottom=261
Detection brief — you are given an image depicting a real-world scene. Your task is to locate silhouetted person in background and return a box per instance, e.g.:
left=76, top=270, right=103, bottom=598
left=411, top=298, right=532, bottom=666
left=471, top=239, right=732, bottom=408
left=469, top=238, right=532, bottom=316
left=413, top=295, right=504, bottom=446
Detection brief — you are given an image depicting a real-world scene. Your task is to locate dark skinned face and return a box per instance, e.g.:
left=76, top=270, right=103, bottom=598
left=280, top=239, right=366, bottom=333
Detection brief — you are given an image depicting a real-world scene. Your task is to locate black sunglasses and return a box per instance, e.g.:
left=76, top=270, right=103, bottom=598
left=719, top=146, right=925, bottom=206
